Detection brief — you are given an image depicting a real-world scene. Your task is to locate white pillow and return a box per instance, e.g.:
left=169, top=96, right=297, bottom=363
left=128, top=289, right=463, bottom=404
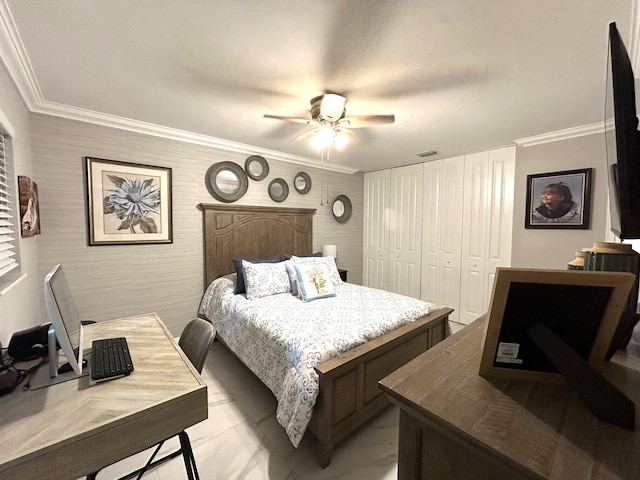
left=284, top=260, right=300, bottom=296
left=291, top=255, right=342, bottom=286
left=242, top=260, right=291, bottom=300
left=294, top=263, right=337, bottom=302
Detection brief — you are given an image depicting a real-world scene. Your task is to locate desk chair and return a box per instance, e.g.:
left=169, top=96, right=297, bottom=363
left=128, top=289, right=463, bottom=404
left=87, top=318, right=214, bottom=480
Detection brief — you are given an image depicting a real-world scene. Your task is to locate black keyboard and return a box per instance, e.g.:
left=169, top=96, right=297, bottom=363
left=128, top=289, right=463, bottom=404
left=91, top=337, right=134, bottom=381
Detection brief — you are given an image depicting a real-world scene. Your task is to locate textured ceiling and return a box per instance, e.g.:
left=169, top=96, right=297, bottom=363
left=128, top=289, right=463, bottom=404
left=3, top=0, right=637, bottom=172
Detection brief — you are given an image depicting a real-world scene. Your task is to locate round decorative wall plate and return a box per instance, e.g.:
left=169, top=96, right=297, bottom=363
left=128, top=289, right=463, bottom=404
left=206, top=161, right=248, bottom=203
left=245, top=155, right=269, bottom=181
left=268, top=178, right=289, bottom=203
left=294, top=171, right=312, bottom=194
left=332, top=194, right=352, bottom=224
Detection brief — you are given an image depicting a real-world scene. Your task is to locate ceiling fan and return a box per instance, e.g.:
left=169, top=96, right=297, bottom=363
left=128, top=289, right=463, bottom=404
left=264, top=93, right=395, bottom=150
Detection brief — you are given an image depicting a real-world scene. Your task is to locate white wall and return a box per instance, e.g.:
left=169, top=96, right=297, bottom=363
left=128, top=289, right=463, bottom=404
left=511, top=133, right=609, bottom=269
left=0, top=59, right=40, bottom=346
left=30, top=114, right=363, bottom=336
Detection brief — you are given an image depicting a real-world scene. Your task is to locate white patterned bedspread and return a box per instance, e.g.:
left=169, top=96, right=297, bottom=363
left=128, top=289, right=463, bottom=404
left=198, top=274, right=439, bottom=447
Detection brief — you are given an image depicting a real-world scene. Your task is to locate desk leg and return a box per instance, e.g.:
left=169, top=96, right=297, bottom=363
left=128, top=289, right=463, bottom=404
left=178, top=431, right=200, bottom=480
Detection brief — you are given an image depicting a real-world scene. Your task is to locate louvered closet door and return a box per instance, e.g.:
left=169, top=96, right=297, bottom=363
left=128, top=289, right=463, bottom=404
left=363, top=170, right=390, bottom=290
left=388, top=164, right=423, bottom=298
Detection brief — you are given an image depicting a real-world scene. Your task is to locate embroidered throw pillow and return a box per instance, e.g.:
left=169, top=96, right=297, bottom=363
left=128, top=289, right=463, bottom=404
left=294, top=263, right=337, bottom=302
left=232, top=255, right=281, bottom=294
left=242, top=260, right=291, bottom=300
left=291, top=255, right=342, bottom=286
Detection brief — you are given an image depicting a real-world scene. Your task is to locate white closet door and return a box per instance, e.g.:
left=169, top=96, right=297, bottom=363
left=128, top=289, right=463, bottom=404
left=483, top=146, right=515, bottom=311
left=388, top=164, right=423, bottom=298
left=421, top=160, right=443, bottom=304
left=421, top=156, right=463, bottom=321
left=363, top=170, right=390, bottom=290
left=460, top=152, right=490, bottom=324
left=438, top=156, right=464, bottom=321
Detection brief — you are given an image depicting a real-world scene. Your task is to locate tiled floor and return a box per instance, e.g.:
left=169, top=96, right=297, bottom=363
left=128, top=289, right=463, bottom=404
left=93, top=321, right=468, bottom=480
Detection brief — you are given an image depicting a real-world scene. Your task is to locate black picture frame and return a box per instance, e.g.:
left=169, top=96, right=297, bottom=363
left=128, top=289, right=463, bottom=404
left=86, top=157, right=173, bottom=245
left=525, top=168, right=593, bottom=229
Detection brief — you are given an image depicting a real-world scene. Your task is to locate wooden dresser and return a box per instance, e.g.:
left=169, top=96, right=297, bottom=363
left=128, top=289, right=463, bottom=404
left=379, top=316, right=640, bottom=479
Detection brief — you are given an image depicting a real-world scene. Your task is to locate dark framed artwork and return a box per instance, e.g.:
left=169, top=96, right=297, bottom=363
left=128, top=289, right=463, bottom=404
left=525, top=168, right=592, bottom=229
left=86, top=157, right=172, bottom=245
left=17, top=176, right=41, bottom=237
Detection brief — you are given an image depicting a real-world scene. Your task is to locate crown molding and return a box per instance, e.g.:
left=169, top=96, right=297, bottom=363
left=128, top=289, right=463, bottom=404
left=30, top=100, right=358, bottom=174
left=514, top=122, right=605, bottom=148
left=0, top=1, right=357, bottom=175
left=0, top=1, right=40, bottom=109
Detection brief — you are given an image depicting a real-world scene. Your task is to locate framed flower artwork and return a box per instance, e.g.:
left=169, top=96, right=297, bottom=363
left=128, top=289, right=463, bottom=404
left=85, top=157, right=172, bottom=245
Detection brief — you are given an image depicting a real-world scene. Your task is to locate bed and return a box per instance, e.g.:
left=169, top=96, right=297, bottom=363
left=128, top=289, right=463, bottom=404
left=197, top=203, right=452, bottom=467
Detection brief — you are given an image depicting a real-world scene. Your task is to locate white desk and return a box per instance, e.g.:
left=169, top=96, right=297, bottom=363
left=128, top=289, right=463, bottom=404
left=0, top=313, right=208, bottom=480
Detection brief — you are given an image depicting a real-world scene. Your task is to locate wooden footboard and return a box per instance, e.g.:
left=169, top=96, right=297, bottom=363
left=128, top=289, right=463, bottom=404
left=307, top=307, right=453, bottom=467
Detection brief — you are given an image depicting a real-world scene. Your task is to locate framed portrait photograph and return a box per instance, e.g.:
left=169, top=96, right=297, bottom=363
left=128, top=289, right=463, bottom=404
left=86, top=157, right=172, bottom=245
left=525, top=168, right=593, bottom=229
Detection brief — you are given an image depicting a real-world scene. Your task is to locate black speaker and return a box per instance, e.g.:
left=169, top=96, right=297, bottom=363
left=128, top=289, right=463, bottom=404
left=7, top=324, right=51, bottom=361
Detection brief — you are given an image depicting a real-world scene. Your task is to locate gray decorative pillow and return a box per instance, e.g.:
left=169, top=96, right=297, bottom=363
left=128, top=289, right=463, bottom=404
left=290, top=255, right=342, bottom=286
left=242, top=260, right=291, bottom=300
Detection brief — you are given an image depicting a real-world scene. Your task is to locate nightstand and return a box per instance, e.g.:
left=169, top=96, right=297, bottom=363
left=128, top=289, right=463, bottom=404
left=338, top=269, right=347, bottom=282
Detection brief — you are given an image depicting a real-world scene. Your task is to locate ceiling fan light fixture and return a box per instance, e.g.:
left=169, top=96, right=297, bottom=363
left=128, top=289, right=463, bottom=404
left=310, top=125, right=350, bottom=151
left=311, top=126, right=334, bottom=150
left=333, top=130, right=349, bottom=150
left=318, top=93, right=347, bottom=120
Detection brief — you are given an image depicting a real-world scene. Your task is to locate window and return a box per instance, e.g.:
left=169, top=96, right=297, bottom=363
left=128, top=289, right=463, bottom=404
left=0, top=133, right=19, bottom=281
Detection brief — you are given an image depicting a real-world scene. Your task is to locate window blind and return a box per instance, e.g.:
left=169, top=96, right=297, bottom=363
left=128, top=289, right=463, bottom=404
left=0, top=134, right=18, bottom=279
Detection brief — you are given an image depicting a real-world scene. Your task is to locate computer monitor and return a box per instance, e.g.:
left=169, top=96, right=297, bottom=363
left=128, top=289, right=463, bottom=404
left=44, top=264, right=85, bottom=377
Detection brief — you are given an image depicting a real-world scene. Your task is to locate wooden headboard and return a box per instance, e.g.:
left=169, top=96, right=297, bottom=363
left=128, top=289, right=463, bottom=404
left=199, top=204, right=316, bottom=286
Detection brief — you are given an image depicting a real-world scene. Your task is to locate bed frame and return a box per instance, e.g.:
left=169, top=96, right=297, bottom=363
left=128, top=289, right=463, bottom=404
left=199, top=203, right=452, bottom=467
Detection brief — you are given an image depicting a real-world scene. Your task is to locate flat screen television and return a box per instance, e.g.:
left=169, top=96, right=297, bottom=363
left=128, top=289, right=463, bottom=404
left=606, top=22, right=640, bottom=240
left=44, top=264, right=85, bottom=377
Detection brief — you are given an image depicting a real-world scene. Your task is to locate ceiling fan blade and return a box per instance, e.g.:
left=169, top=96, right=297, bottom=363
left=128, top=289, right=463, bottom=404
left=341, top=114, right=395, bottom=128
left=263, top=114, right=314, bottom=125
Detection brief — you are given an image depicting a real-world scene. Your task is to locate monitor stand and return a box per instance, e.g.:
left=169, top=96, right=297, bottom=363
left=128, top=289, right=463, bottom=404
left=29, top=326, right=89, bottom=390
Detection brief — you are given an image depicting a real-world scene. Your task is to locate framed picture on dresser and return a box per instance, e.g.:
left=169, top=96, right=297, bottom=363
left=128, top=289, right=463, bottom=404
left=479, top=267, right=634, bottom=383
left=85, top=157, right=173, bottom=245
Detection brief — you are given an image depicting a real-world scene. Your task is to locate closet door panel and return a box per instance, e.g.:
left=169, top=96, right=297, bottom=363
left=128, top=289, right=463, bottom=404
left=439, top=156, right=464, bottom=320
left=389, top=164, right=423, bottom=298
left=463, top=268, right=486, bottom=320
left=365, top=257, right=387, bottom=290
left=363, top=170, right=390, bottom=290
left=483, top=147, right=515, bottom=311
left=421, top=161, right=443, bottom=303
left=460, top=152, right=489, bottom=324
